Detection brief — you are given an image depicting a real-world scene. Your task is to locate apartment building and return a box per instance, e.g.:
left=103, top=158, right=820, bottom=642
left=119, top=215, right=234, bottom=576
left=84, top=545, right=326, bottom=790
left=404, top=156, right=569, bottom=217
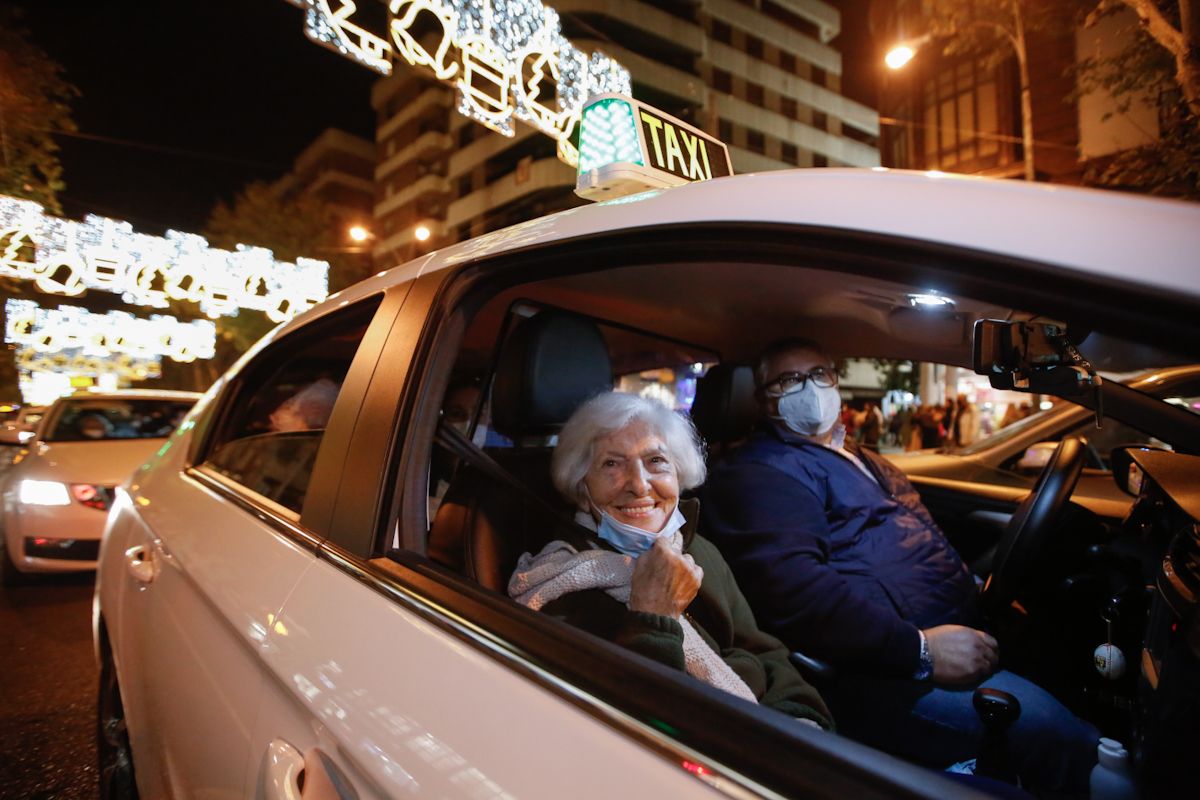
left=371, top=0, right=881, bottom=265
left=286, top=128, right=377, bottom=238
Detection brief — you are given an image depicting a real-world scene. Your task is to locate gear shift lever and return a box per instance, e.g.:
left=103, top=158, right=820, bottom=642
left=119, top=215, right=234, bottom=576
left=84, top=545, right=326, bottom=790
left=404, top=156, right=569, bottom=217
left=973, top=687, right=1022, bottom=784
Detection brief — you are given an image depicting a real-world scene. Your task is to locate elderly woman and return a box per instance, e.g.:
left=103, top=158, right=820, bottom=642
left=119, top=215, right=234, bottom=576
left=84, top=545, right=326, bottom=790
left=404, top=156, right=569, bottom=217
left=508, top=392, right=832, bottom=728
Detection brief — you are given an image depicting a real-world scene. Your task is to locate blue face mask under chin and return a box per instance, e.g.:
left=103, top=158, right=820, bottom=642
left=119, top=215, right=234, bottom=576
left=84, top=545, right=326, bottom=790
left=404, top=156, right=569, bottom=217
left=595, top=505, right=686, bottom=557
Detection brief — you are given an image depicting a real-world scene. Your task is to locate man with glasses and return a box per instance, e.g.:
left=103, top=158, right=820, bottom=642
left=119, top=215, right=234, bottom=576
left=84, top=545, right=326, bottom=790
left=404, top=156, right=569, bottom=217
left=699, top=338, right=1097, bottom=794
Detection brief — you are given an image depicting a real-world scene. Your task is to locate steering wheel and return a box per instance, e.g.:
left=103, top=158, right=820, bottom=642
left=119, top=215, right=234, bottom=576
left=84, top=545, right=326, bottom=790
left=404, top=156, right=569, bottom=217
left=980, top=437, right=1086, bottom=617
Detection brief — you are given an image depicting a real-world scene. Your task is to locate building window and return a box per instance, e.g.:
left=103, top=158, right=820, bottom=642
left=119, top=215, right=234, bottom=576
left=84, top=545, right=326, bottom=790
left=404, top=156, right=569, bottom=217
left=921, top=59, right=1001, bottom=170
left=812, top=111, right=828, bottom=131
left=457, top=174, right=473, bottom=199
left=718, top=118, right=734, bottom=143
left=812, top=67, right=827, bottom=87
left=782, top=142, right=798, bottom=164
left=780, top=51, right=796, bottom=75
left=747, top=129, right=765, bottom=154
left=814, top=154, right=828, bottom=168
left=781, top=97, right=798, bottom=119
left=712, top=68, right=732, bottom=94
left=745, top=35, right=763, bottom=60
left=746, top=82, right=764, bottom=107
left=712, top=19, right=732, bottom=45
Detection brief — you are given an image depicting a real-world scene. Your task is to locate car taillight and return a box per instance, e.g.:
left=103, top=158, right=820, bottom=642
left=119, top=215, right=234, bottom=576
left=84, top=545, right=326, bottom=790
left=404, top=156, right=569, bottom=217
left=70, top=484, right=110, bottom=511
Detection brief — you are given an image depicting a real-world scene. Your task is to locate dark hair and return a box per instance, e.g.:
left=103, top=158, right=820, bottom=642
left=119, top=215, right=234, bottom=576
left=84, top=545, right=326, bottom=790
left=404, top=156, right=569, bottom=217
left=754, top=337, right=828, bottom=386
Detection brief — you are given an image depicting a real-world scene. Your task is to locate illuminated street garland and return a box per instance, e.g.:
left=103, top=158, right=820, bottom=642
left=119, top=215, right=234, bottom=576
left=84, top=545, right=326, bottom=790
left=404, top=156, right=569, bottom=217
left=15, top=347, right=163, bottom=383
left=0, top=195, right=330, bottom=323
left=5, top=299, right=220, bottom=403
left=285, top=0, right=631, bottom=165
left=5, top=300, right=217, bottom=365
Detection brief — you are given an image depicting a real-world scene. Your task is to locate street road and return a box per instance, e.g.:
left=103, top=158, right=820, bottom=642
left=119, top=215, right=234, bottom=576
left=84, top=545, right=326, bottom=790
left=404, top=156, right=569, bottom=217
left=0, top=572, right=100, bottom=798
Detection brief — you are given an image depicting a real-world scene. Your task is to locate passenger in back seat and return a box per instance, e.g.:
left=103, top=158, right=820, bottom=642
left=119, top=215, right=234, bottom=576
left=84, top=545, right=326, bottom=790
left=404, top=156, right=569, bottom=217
left=507, top=392, right=832, bottom=729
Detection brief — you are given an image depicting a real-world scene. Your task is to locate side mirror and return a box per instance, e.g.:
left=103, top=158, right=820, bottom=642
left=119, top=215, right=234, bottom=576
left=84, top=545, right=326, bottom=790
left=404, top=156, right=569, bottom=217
left=1015, top=442, right=1056, bottom=473
left=0, top=426, right=26, bottom=445
left=1110, top=445, right=1171, bottom=497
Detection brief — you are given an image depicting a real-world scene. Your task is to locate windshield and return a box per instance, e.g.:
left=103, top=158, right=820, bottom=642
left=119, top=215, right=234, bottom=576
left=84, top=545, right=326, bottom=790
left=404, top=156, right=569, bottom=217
left=45, top=399, right=194, bottom=442
left=950, top=366, right=1200, bottom=456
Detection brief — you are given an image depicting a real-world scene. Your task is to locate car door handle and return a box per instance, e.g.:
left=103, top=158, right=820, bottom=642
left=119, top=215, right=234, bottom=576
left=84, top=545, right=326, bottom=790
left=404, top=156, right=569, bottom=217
left=124, top=544, right=156, bottom=584
left=264, top=739, right=358, bottom=800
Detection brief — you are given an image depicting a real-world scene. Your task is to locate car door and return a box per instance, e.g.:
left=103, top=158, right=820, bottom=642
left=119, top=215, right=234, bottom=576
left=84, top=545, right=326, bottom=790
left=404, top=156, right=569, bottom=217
left=100, top=292, right=396, bottom=798
left=238, top=272, right=735, bottom=798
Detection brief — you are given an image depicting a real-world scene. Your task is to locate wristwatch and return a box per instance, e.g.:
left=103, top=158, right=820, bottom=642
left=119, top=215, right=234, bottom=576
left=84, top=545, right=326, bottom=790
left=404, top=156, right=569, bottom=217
left=914, top=630, right=934, bottom=681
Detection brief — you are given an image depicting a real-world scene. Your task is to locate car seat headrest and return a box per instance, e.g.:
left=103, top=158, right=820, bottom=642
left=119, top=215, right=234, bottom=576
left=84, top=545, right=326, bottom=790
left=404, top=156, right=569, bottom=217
left=492, top=310, right=613, bottom=438
left=690, top=363, right=758, bottom=446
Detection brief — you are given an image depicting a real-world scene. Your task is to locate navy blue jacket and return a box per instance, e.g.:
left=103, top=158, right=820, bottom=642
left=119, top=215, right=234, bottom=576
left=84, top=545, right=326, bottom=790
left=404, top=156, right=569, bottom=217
left=698, top=426, right=978, bottom=676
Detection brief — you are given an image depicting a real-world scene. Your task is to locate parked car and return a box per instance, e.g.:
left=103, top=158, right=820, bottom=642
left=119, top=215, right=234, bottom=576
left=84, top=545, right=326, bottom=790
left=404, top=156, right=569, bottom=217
left=0, top=404, right=48, bottom=446
left=887, top=364, right=1200, bottom=521
left=94, top=168, right=1200, bottom=799
left=1, top=390, right=199, bottom=585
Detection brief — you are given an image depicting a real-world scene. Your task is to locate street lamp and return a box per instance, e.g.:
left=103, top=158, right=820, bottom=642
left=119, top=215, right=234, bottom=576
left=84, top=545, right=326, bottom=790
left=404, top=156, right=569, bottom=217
left=414, top=224, right=431, bottom=242
left=347, top=224, right=372, bottom=243
left=886, top=14, right=1035, bottom=182
left=885, top=34, right=930, bottom=71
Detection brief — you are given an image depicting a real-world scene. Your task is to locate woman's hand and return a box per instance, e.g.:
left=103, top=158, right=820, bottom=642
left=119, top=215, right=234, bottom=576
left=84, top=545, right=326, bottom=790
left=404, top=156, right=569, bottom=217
left=628, top=538, right=703, bottom=618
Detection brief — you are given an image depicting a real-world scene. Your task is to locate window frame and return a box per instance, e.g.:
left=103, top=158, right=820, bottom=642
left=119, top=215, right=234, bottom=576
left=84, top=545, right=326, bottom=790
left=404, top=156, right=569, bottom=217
left=187, top=289, right=398, bottom=542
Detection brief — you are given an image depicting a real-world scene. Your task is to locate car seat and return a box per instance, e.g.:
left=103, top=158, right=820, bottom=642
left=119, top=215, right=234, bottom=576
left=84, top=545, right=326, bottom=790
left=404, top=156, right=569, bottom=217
left=427, top=310, right=613, bottom=591
left=690, top=363, right=757, bottom=461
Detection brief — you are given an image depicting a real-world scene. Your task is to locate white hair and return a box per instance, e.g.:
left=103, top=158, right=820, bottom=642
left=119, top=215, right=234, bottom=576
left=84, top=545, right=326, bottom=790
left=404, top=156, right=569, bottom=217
left=551, top=392, right=707, bottom=508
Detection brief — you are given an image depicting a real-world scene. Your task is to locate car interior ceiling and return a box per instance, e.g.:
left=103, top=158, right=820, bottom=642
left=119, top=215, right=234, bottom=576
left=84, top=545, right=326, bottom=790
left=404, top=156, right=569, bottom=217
left=469, top=260, right=1021, bottom=367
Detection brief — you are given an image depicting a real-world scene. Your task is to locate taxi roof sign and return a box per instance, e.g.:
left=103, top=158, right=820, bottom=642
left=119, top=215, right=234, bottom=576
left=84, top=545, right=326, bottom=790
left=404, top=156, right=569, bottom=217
left=575, top=94, right=733, bottom=201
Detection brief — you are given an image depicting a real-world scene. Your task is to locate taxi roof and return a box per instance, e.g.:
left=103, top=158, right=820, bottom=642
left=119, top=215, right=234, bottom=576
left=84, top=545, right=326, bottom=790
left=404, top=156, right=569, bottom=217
left=299, top=168, right=1200, bottom=339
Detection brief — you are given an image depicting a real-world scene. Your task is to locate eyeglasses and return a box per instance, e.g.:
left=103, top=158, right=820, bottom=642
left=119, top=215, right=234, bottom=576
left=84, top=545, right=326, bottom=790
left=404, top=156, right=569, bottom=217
left=760, top=367, right=839, bottom=394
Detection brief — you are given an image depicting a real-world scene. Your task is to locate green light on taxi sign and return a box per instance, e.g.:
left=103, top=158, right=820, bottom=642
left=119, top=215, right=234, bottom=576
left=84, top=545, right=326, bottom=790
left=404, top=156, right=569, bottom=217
left=575, top=94, right=732, bottom=202
left=578, top=98, right=643, bottom=174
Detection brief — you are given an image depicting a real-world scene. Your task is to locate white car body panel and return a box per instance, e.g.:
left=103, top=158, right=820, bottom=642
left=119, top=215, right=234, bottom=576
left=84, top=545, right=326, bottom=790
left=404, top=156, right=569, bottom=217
left=248, top=557, right=730, bottom=798
left=98, top=436, right=317, bottom=798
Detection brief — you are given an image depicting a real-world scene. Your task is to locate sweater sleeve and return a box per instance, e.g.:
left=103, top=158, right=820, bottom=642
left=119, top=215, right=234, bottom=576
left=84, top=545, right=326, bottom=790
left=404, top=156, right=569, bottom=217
left=541, top=591, right=687, bottom=672
left=701, top=462, right=921, bottom=676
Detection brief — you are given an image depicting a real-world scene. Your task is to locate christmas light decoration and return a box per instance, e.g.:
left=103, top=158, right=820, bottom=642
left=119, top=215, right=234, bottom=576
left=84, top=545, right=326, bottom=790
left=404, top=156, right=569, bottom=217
left=285, top=0, right=631, bottom=166
left=5, top=299, right=220, bottom=404
left=5, top=300, right=217, bottom=365
left=0, top=195, right=330, bottom=323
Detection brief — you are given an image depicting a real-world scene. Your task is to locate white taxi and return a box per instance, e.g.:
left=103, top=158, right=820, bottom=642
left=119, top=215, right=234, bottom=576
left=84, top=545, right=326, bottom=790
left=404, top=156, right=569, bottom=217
left=94, top=101, right=1200, bottom=799
left=1, top=390, right=199, bottom=585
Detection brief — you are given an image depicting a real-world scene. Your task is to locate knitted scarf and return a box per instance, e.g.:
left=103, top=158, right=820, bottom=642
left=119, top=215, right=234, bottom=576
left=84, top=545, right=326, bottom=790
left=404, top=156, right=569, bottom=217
left=507, top=526, right=758, bottom=704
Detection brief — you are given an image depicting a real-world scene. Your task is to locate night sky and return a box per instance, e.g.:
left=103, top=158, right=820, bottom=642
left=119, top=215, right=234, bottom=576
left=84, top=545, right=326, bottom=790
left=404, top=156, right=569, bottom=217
left=11, top=0, right=378, bottom=235
left=10, top=1, right=875, bottom=237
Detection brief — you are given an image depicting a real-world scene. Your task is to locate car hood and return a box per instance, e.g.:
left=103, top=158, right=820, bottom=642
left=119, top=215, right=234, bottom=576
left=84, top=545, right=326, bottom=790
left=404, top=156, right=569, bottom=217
left=16, top=438, right=168, bottom=485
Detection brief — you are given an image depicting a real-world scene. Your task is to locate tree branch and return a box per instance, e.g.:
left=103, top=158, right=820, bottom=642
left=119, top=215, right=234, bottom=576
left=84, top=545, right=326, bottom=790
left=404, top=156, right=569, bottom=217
left=1119, top=0, right=1184, bottom=54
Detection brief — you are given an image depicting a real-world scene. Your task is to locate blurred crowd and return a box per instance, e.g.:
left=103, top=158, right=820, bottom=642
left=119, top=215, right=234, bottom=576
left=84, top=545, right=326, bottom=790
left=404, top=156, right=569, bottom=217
left=843, top=394, right=1037, bottom=452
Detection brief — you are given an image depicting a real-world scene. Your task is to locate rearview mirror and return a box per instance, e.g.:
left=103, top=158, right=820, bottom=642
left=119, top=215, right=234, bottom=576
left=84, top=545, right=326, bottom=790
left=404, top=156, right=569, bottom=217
left=972, top=319, right=1100, bottom=397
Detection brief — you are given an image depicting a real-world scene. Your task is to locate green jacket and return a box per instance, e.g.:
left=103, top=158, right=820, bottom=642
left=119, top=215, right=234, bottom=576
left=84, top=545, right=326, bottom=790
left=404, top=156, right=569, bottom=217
left=542, top=499, right=833, bottom=729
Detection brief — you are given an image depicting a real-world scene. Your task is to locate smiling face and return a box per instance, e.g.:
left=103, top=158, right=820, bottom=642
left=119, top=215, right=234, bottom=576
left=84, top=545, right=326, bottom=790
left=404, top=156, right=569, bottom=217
left=583, top=420, right=680, bottom=533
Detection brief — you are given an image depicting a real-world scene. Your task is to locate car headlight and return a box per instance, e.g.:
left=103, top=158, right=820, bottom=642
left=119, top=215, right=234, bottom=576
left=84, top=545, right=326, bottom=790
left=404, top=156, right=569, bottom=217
left=18, top=479, right=72, bottom=506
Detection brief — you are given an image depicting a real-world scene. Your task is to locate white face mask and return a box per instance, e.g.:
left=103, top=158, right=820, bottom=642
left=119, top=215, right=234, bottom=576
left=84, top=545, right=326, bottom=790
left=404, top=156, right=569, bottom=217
left=771, top=383, right=842, bottom=437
